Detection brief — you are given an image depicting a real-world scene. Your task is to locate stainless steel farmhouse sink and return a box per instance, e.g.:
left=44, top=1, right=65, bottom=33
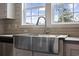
left=14, top=34, right=67, bottom=54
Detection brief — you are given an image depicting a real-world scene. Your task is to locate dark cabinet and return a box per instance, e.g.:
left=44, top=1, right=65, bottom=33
left=0, top=37, right=13, bottom=56
left=0, top=42, right=13, bottom=56
left=64, top=41, right=79, bottom=56
left=4, top=43, right=13, bottom=56
left=0, top=43, right=4, bottom=56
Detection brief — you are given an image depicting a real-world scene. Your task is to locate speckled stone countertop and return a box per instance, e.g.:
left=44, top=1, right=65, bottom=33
left=0, top=34, right=68, bottom=38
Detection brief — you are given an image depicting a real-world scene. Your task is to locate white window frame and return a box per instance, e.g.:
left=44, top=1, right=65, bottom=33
left=50, top=3, right=79, bottom=27
left=21, top=3, right=46, bottom=28
left=21, top=3, right=79, bottom=28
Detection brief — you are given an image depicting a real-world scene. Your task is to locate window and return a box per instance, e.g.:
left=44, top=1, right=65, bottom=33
left=22, top=3, right=79, bottom=27
left=52, top=3, right=79, bottom=24
left=22, top=3, right=46, bottom=25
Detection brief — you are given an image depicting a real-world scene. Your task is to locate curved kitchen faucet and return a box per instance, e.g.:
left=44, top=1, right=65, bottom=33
left=36, top=16, right=47, bottom=34
left=36, top=16, right=47, bottom=48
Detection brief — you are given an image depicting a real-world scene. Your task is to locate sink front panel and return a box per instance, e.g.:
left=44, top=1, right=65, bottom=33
left=32, top=37, right=49, bottom=52
left=14, top=36, right=31, bottom=50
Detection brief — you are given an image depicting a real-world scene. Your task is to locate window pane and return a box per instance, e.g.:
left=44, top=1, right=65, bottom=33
left=74, top=13, right=79, bottom=22
left=63, top=4, right=74, bottom=22
left=25, top=17, right=32, bottom=24
left=53, top=13, right=59, bottom=22
left=24, top=3, right=32, bottom=9
left=22, top=3, right=46, bottom=25
left=24, top=3, right=45, bottom=8
left=32, top=16, right=38, bottom=25
left=32, top=8, right=38, bottom=16
left=63, top=3, right=73, bottom=12
left=63, top=12, right=74, bottom=22
left=53, top=3, right=74, bottom=23
left=53, top=4, right=63, bottom=22
left=74, top=4, right=79, bottom=12
left=31, top=3, right=45, bottom=7
left=25, top=9, right=31, bottom=16
left=39, top=7, right=45, bottom=16
left=54, top=3, right=63, bottom=13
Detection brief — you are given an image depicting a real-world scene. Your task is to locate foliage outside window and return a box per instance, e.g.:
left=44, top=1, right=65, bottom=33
left=22, top=3, right=79, bottom=26
left=52, top=3, right=79, bottom=23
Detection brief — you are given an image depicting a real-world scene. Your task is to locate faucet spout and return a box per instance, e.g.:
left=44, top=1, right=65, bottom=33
left=36, top=16, right=48, bottom=34
left=36, top=16, right=46, bottom=25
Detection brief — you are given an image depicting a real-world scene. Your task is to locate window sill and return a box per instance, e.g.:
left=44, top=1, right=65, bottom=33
left=20, top=22, right=79, bottom=28
left=50, top=22, right=79, bottom=28
left=19, top=24, right=46, bottom=28
left=51, top=22, right=79, bottom=24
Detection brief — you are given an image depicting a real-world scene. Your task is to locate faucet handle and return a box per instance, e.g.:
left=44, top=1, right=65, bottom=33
left=45, top=31, right=50, bottom=34
left=44, top=28, right=50, bottom=34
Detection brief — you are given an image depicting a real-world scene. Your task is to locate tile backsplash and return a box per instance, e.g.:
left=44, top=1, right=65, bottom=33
left=0, top=3, right=79, bottom=37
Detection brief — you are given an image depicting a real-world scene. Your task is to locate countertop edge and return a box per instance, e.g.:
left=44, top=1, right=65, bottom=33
left=65, top=37, right=79, bottom=41
left=0, top=34, right=79, bottom=42
left=0, top=35, right=13, bottom=37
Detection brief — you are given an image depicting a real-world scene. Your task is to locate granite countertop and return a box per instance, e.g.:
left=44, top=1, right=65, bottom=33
left=13, top=34, right=57, bottom=38
left=14, top=34, right=79, bottom=41
left=0, top=34, right=68, bottom=38
left=14, top=34, right=68, bottom=38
